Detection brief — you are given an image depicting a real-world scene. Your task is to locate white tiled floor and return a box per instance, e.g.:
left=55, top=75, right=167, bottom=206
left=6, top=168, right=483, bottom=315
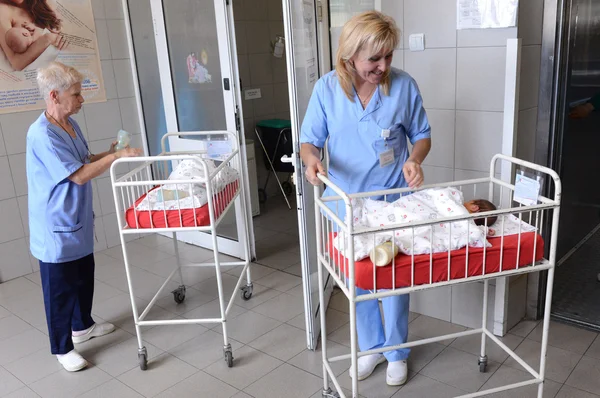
left=2, top=200, right=600, bottom=397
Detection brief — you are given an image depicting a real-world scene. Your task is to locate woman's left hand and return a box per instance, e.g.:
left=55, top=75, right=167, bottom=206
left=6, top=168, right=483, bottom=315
left=403, top=159, right=424, bottom=188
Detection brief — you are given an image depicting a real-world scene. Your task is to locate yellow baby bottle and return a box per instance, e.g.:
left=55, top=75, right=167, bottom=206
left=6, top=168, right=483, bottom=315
left=369, top=241, right=399, bottom=267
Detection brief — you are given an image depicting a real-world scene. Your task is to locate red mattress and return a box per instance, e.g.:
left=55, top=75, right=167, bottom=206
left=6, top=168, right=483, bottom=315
left=327, top=232, right=544, bottom=290
left=125, top=181, right=238, bottom=229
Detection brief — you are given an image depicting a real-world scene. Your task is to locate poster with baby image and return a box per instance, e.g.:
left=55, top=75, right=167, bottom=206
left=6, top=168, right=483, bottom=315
left=0, top=0, right=105, bottom=113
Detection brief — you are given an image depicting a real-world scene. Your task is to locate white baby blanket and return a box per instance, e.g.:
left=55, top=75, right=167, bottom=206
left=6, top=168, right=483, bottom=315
left=136, top=158, right=238, bottom=211
left=334, top=187, right=536, bottom=262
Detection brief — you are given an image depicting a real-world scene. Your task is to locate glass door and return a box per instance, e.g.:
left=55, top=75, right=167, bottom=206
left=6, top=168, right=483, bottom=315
left=149, top=0, right=255, bottom=259
left=283, top=0, right=334, bottom=350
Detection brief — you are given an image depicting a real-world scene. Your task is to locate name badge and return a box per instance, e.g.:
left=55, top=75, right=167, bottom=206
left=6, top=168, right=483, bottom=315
left=379, top=148, right=395, bottom=167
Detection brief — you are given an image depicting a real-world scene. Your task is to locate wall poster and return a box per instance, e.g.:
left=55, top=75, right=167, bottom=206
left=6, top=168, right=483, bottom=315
left=457, top=0, right=519, bottom=30
left=0, top=0, right=105, bottom=113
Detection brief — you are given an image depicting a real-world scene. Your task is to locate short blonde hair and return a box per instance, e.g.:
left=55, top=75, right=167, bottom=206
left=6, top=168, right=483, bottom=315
left=36, top=62, right=84, bottom=100
left=335, top=11, right=400, bottom=100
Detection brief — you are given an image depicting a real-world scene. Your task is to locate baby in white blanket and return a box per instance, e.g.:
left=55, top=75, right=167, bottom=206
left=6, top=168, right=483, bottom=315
left=335, top=187, right=499, bottom=262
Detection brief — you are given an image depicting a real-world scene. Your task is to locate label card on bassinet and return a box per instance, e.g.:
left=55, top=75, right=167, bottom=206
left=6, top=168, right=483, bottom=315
left=207, top=141, right=232, bottom=160
left=514, top=174, right=541, bottom=206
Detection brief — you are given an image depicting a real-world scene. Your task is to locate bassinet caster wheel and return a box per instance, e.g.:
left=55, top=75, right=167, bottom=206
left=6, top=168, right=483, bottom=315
left=282, top=181, right=293, bottom=195
left=478, top=356, right=488, bottom=373
left=224, top=348, right=234, bottom=368
left=258, top=188, right=267, bottom=203
left=138, top=347, right=148, bottom=371
left=241, top=283, right=253, bottom=301
left=172, top=285, right=186, bottom=304
left=322, top=388, right=341, bottom=397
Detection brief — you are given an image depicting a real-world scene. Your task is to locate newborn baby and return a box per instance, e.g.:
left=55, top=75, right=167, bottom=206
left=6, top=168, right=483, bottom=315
left=337, top=187, right=498, bottom=261
left=5, top=21, right=47, bottom=54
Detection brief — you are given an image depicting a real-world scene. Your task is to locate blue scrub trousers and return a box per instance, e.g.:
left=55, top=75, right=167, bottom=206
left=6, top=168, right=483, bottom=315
left=39, top=254, right=96, bottom=355
left=356, top=286, right=410, bottom=362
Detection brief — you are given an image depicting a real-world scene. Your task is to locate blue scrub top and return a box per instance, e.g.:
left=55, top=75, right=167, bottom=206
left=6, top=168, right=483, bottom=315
left=301, top=68, right=431, bottom=218
left=26, top=112, right=94, bottom=263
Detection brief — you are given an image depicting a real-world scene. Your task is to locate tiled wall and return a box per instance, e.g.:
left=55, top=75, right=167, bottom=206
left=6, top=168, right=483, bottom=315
left=232, top=0, right=292, bottom=197
left=382, top=0, right=545, bottom=331
left=0, top=0, right=142, bottom=282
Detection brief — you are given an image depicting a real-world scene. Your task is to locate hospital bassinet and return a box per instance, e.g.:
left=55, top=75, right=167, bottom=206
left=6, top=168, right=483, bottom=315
left=315, top=154, right=561, bottom=398
left=109, top=131, right=253, bottom=370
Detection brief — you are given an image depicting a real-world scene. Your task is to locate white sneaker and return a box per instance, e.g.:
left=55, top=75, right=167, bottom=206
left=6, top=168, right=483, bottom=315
left=348, top=353, right=386, bottom=381
left=386, top=360, right=408, bottom=386
left=72, top=323, right=115, bottom=344
left=57, top=350, right=88, bottom=372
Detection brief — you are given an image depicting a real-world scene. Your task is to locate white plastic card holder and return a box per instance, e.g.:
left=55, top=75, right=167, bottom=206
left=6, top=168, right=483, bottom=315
left=514, top=171, right=541, bottom=206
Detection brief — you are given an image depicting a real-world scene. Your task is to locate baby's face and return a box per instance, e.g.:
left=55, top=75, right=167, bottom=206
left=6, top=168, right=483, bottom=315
left=6, top=27, right=33, bottom=53
left=463, top=200, right=481, bottom=214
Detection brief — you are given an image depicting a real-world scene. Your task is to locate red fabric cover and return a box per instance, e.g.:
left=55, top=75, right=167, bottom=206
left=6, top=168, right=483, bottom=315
left=125, top=181, right=238, bottom=229
left=327, top=232, right=544, bottom=290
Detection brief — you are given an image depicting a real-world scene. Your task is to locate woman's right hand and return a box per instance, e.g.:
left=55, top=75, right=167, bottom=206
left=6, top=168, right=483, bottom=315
left=115, top=147, right=143, bottom=159
left=305, top=157, right=325, bottom=186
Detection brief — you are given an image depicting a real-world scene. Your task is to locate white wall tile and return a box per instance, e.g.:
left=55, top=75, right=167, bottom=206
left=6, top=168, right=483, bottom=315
left=235, top=22, right=248, bottom=55
left=0, top=111, right=40, bottom=155
left=516, top=108, right=538, bottom=163
left=245, top=22, right=271, bottom=54
left=88, top=138, right=115, bottom=179
left=0, top=238, right=32, bottom=282
left=454, top=169, right=502, bottom=204
left=119, top=98, right=141, bottom=136
left=93, top=216, right=108, bottom=252
left=101, top=60, right=118, bottom=100
left=382, top=0, right=404, bottom=48
left=106, top=20, right=129, bottom=60
left=457, top=28, right=517, bottom=47
left=16, top=195, right=28, bottom=237
left=422, top=109, right=455, bottom=168
left=95, top=19, right=112, bottom=60
left=242, top=97, right=255, bottom=119
left=243, top=0, right=268, bottom=21
left=422, top=165, right=455, bottom=185
left=84, top=99, right=123, bottom=142
left=103, top=0, right=125, bottom=20
left=96, top=177, right=116, bottom=215
left=0, top=157, right=16, bottom=200
left=233, top=0, right=245, bottom=21
left=0, top=126, right=6, bottom=156
left=102, top=214, right=121, bottom=248
left=271, top=56, right=287, bottom=84
left=455, top=111, right=503, bottom=172
left=404, top=48, right=456, bottom=110
left=0, top=199, right=25, bottom=243
left=71, top=108, right=89, bottom=140
left=8, top=153, right=26, bottom=197
left=391, top=50, right=404, bottom=71
left=113, top=59, right=135, bottom=98
left=273, top=83, right=289, bottom=114
left=404, top=0, right=456, bottom=48
left=267, top=0, right=283, bottom=22
left=238, top=54, right=252, bottom=89
left=92, top=180, right=102, bottom=217
left=249, top=54, right=274, bottom=86
left=252, top=85, right=275, bottom=118
left=269, top=21, right=285, bottom=43
left=519, top=0, right=544, bottom=46
left=457, top=47, right=506, bottom=112
left=410, top=286, right=452, bottom=322
left=519, top=46, right=541, bottom=111
left=91, top=0, right=106, bottom=19
left=451, top=282, right=495, bottom=330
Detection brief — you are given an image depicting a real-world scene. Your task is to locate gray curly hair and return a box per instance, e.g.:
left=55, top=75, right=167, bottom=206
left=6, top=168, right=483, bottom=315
left=36, top=62, right=83, bottom=100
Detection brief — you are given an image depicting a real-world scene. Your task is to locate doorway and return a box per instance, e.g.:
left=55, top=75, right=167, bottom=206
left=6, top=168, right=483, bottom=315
left=548, top=0, right=600, bottom=330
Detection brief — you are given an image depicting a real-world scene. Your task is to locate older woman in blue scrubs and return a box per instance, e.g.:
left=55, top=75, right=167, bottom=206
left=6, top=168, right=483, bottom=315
left=26, top=62, right=142, bottom=372
left=301, top=11, right=431, bottom=386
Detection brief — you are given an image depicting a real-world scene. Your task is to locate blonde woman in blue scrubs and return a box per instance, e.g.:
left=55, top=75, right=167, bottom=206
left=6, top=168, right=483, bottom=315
left=26, top=62, right=142, bottom=372
left=301, top=11, right=431, bottom=386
